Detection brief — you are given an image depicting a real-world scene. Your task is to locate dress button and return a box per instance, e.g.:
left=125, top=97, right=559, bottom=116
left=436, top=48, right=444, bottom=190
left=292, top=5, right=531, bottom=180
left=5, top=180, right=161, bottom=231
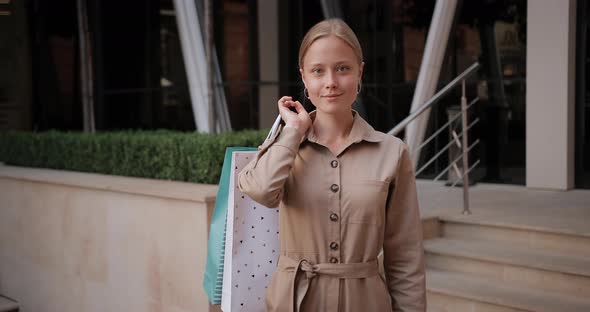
left=329, top=213, right=339, bottom=222
left=330, top=184, right=339, bottom=192
left=331, top=160, right=338, bottom=168
left=330, top=242, right=339, bottom=250
left=330, top=257, right=339, bottom=263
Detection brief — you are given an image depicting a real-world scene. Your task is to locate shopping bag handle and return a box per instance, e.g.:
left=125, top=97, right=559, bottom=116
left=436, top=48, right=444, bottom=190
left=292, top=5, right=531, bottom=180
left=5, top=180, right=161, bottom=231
left=265, top=115, right=282, bottom=143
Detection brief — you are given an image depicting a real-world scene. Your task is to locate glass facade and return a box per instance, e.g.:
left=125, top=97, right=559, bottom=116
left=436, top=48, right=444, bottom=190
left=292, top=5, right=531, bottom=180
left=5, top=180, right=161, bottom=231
left=4, top=0, right=532, bottom=186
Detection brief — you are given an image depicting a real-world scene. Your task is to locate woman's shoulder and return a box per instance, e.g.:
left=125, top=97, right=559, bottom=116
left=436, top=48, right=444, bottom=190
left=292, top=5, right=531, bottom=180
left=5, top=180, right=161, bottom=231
left=354, top=113, right=408, bottom=156
left=371, top=130, right=407, bottom=151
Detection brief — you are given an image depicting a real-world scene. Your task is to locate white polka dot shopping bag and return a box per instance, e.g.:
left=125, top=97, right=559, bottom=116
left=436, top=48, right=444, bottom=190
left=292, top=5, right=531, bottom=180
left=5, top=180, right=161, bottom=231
left=221, top=151, right=280, bottom=311
left=203, top=116, right=282, bottom=311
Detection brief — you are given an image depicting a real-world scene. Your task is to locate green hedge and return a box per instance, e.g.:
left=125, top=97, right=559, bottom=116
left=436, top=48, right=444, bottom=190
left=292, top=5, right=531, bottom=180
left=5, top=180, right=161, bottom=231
left=0, top=129, right=267, bottom=184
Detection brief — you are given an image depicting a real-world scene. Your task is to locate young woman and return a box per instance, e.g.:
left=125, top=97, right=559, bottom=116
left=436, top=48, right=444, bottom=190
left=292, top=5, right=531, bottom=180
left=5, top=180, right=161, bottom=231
left=238, top=18, right=425, bottom=312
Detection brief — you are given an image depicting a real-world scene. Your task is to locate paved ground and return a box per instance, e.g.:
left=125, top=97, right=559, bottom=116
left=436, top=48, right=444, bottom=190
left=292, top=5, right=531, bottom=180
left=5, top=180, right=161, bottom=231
left=416, top=180, right=590, bottom=236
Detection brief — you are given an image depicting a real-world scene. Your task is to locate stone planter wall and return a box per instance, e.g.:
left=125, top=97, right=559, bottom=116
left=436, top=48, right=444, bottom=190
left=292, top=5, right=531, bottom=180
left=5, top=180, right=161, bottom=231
left=0, top=165, right=219, bottom=312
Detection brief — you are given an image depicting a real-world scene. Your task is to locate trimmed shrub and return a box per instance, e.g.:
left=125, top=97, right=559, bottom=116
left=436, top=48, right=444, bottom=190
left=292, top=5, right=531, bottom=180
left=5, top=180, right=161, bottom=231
left=0, top=129, right=267, bottom=184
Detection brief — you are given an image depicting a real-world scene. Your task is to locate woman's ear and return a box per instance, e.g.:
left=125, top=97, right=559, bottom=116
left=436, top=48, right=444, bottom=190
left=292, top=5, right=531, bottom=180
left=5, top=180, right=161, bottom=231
left=299, top=68, right=307, bottom=88
left=359, top=61, right=365, bottom=80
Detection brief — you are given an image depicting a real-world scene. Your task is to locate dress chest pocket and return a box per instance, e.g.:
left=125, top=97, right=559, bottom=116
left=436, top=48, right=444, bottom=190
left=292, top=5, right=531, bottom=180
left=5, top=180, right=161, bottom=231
left=345, top=180, right=389, bottom=225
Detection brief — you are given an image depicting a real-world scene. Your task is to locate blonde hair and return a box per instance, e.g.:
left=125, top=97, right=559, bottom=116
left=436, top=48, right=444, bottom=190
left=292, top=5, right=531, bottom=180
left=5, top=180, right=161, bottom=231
left=298, top=18, right=363, bottom=69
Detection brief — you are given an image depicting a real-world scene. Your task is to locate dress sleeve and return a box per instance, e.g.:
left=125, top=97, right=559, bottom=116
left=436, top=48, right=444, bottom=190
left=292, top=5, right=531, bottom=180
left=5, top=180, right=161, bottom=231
left=383, top=143, right=426, bottom=311
left=237, top=126, right=304, bottom=208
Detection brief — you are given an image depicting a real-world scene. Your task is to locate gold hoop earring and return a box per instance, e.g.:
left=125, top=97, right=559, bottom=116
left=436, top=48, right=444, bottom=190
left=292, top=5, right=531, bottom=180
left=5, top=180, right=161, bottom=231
left=357, top=82, right=362, bottom=95
left=304, top=88, right=310, bottom=99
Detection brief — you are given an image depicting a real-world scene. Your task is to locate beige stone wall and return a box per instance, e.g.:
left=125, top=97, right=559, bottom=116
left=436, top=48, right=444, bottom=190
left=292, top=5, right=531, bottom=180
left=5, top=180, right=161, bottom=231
left=526, top=0, right=577, bottom=190
left=0, top=165, right=220, bottom=312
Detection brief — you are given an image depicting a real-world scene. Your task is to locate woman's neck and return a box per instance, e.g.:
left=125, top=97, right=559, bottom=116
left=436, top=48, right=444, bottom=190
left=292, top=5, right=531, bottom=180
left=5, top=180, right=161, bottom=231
left=312, top=109, right=354, bottom=144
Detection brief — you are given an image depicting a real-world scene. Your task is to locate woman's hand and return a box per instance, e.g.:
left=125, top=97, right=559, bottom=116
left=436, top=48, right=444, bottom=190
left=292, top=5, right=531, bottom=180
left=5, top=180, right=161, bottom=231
left=277, top=96, right=311, bottom=136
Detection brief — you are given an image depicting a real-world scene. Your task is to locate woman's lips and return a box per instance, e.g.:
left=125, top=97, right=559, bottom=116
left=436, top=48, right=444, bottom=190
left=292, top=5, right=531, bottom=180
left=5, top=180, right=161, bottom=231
left=322, top=93, right=342, bottom=99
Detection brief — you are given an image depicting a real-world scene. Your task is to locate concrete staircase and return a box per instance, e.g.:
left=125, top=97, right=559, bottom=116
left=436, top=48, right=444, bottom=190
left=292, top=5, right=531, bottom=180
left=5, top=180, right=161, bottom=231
left=0, top=296, right=18, bottom=312
left=425, top=215, right=590, bottom=312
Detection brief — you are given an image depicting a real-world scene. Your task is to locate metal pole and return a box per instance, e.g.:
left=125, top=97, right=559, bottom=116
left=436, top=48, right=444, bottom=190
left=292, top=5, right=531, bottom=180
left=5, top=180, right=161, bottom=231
left=204, top=0, right=216, bottom=133
left=461, top=80, right=471, bottom=214
left=76, top=0, right=95, bottom=132
left=405, top=0, right=458, bottom=168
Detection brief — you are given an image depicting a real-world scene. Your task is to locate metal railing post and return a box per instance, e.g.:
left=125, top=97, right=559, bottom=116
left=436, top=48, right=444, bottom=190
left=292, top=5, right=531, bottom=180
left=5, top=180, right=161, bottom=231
left=460, top=80, right=471, bottom=215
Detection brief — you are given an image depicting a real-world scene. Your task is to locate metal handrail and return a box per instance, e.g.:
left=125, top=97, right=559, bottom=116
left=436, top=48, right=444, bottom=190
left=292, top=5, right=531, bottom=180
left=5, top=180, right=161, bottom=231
left=414, top=118, right=480, bottom=177
left=387, top=62, right=481, bottom=214
left=412, top=98, right=479, bottom=155
left=387, top=62, right=480, bottom=136
left=450, top=159, right=481, bottom=187
left=433, top=139, right=480, bottom=181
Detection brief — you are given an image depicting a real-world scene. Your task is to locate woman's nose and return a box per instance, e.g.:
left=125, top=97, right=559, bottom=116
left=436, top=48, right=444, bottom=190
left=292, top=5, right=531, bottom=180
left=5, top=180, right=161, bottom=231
left=324, top=71, right=337, bottom=88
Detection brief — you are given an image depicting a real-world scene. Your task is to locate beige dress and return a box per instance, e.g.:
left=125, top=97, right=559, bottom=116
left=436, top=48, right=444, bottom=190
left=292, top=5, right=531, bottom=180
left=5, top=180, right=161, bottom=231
left=238, top=111, right=426, bottom=312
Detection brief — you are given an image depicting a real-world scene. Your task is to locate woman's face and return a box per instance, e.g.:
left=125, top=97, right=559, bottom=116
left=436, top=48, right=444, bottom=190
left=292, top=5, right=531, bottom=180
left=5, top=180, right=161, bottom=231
left=300, top=35, right=363, bottom=115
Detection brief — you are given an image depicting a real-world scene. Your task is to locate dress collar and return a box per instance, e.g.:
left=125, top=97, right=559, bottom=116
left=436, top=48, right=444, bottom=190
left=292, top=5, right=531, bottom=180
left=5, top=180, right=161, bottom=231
left=304, top=110, right=384, bottom=148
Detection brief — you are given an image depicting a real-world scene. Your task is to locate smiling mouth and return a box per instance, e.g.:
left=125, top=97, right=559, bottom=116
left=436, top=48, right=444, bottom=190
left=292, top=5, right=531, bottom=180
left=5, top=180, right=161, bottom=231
left=322, top=94, right=343, bottom=98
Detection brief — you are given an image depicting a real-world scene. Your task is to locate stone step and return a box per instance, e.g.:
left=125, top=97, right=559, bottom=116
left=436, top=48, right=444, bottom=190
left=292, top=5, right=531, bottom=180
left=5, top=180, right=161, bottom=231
left=427, top=292, right=525, bottom=312
left=0, top=295, right=18, bottom=312
left=439, top=216, right=590, bottom=257
left=425, top=238, right=590, bottom=297
left=426, top=269, right=590, bottom=312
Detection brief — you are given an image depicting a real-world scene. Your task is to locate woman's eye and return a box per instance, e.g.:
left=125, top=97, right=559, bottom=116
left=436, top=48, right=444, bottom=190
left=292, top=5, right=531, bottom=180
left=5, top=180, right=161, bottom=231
left=337, top=66, right=350, bottom=72
left=312, top=68, right=323, bottom=74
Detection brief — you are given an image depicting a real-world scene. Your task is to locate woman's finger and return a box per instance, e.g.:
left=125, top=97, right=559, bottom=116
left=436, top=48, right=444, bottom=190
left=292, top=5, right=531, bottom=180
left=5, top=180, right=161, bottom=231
left=277, top=96, right=292, bottom=106
left=279, top=101, right=296, bottom=112
left=292, top=101, right=305, bottom=113
left=278, top=102, right=296, bottom=118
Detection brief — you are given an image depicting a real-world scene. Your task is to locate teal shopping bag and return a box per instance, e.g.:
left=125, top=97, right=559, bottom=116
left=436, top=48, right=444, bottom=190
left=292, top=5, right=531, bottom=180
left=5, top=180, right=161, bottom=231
left=203, top=146, right=257, bottom=305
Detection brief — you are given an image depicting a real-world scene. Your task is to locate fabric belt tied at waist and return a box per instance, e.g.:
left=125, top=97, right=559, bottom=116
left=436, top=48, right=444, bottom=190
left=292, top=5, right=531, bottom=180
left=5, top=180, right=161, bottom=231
left=277, top=256, right=380, bottom=312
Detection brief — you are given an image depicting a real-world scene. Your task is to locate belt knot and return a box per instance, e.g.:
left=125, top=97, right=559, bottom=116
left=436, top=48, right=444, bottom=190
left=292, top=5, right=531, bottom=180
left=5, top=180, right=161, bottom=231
left=300, top=260, right=318, bottom=279
left=277, top=256, right=380, bottom=312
